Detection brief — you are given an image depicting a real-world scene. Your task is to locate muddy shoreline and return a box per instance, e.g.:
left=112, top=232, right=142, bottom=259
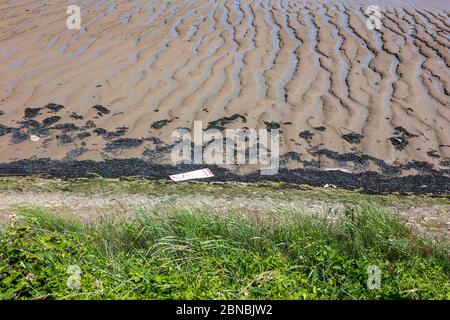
left=0, top=159, right=449, bottom=195
left=1, top=1, right=449, bottom=174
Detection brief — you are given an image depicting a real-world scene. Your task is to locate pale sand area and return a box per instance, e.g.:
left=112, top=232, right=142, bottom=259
left=0, top=0, right=449, bottom=175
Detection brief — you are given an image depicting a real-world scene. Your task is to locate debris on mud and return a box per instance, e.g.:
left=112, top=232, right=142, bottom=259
left=45, top=103, right=64, bottom=113
left=42, top=116, right=61, bottom=127
left=314, top=126, right=327, bottom=132
left=427, top=150, right=440, bottom=158
left=280, top=151, right=302, bottom=164
left=18, top=119, right=40, bottom=128
left=150, top=119, right=173, bottom=129
left=56, top=134, right=73, bottom=145
left=342, top=132, right=363, bottom=144
left=393, top=126, right=418, bottom=138
left=18, top=119, right=49, bottom=137
left=1, top=159, right=448, bottom=194
left=65, top=147, right=88, bottom=159
left=24, top=107, right=42, bottom=118
left=11, top=129, right=29, bottom=144
left=299, top=130, right=314, bottom=141
left=77, top=132, right=91, bottom=140
left=70, top=112, right=84, bottom=120
left=0, top=124, right=12, bottom=137
left=92, top=105, right=110, bottom=116
left=52, top=123, right=80, bottom=133
left=94, top=126, right=128, bottom=139
left=206, top=114, right=247, bottom=130
left=82, top=120, right=96, bottom=129
left=390, top=127, right=418, bottom=151
left=105, top=138, right=143, bottom=151
left=144, top=136, right=163, bottom=145
left=142, top=145, right=174, bottom=162
left=264, top=122, right=281, bottom=131
left=390, top=136, right=408, bottom=150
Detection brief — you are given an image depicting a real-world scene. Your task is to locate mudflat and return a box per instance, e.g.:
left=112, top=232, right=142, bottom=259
left=0, top=0, right=449, bottom=190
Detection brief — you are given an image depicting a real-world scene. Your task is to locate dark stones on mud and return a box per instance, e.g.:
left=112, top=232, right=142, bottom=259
left=144, top=136, right=163, bottom=145
left=280, top=151, right=302, bottom=164
left=1, top=159, right=448, bottom=194
left=45, top=103, right=64, bottom=113
left=52, top=123, right=80, bottom=133
left=342, top=132, right=363, bottom=144
left=57, top=134, right=73, bottom=145
left=93, top=105, right=110, bottom=116
left=299, top=130, right=314, bottom=141
left=24, top=107, right=42, bottom=118
left=393, top=126, right=418, bottom=138
left=314, top=126, right=327, bottom=132
left=390, top=136, right=408, bottom=150
left=0, top=110, right=4, bottom=116
left=105, top=138, right=143, bottom=151
left=142, top=145, right=174, bottom=162
left=93, top=128, right=109, bottom=136
left=77, top=132, right=91, bottom=140
left=0, top=124, right=12, bottom=136
left=324, top=149, right=384, bottom=172
left=313, top=148, right=445, bottom=177
left=93, top=126, right=128, bottom=139
left=206, top=114, right=247, bottom=131
left=101, top=136, right=163, bottom=156
left=70, top=112, right=84, bottom=120
left=18, top=119, right=40, bottom=128
left=264, top=122, right=280, bottom=131
left=150, top=119, right=172, bottom=130
left=1, top=102, right=145, bottom=150
left=42, top=116, right=61, bottom=127
left=427, top=150, right=440, bottom=158
left=11, top=129, right=29, bottom=144
left=65, top=147, right=88, bottom=160
left=390, top=126, right=418, bottom=151
left=19, top=120, right=49, bottom=137
left=440, top=160, right=450, bottom=167
left=82, top=120, right=96, bottom=129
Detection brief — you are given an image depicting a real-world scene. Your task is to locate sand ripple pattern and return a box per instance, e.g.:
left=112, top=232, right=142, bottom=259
left=0, top=0, right=449, bottom=173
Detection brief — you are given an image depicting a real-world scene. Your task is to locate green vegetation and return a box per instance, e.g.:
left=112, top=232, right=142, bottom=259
left=1, top=176, right=449, bottom=207
left=1, top=204, right=448, bottom=300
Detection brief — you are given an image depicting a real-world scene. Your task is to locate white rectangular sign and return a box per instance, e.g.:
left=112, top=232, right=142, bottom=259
left=169, top=168, right=214, bottom=182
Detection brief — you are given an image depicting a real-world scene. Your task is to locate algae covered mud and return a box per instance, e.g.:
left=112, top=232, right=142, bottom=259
left=0, top=0, right=449, bottom=192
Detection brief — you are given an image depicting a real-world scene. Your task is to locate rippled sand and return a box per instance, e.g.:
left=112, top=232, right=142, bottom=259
left=0, top=0, right=449, bottom=175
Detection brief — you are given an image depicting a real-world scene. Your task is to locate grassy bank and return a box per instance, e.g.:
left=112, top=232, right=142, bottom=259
left=1, top=204, right=448, bottom=300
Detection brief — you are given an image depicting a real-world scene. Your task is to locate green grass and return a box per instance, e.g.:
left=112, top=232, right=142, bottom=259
left=0, top=204, right=448, bottom=300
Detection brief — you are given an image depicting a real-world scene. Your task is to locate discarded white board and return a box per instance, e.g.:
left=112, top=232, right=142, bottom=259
left=323, top=168, right=352, bottom=174
left=170, top=168, right=214, bottom=182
